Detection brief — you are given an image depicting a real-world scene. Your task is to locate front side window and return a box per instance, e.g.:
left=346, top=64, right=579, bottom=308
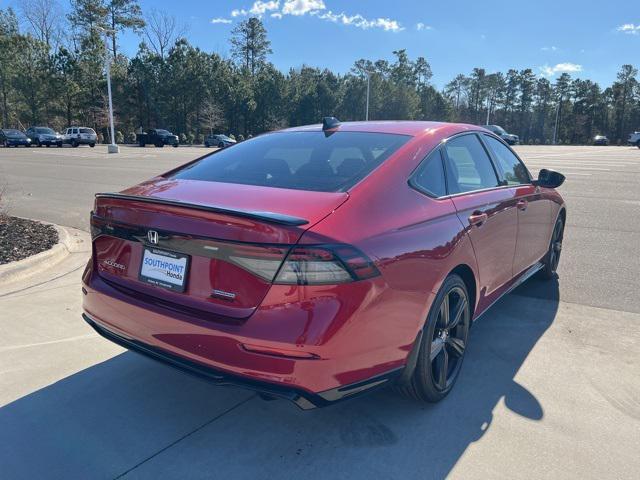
left=483, top=136, right=530, bottom=185
left=171, top=131, right=411, bottom=192
left=444, top=134, right=499, bottom=194
left=411, top=149, right=447, bottom=197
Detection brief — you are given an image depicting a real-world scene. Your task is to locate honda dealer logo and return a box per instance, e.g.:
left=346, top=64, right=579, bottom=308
left=147, top=230, right=159, bottom=245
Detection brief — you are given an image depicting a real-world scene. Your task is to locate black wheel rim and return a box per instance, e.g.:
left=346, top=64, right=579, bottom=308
left=549, top=221, right=563, bottom=272
left=430, top=286, right=470, bottom=392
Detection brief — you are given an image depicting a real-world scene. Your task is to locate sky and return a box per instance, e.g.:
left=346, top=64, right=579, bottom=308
left=2, top=0, right=639, bottom=88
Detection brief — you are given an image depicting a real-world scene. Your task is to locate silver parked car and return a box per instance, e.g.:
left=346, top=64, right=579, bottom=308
left=26, top=126, right=63, bottom=147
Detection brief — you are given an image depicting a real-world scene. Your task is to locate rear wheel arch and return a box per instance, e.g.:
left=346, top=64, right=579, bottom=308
left=399, top=262, right=477, bottom=383
left=449, top=264, right=477, bottom=319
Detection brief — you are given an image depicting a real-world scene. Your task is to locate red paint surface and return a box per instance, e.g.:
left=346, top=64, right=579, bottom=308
left=83, top=121, right=565, bottom=394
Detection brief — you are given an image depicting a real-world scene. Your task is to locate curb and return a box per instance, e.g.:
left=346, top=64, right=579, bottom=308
left=0, top=224, right=81, bottom=285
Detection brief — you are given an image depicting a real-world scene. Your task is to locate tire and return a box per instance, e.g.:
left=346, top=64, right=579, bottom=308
left=57, top=142, right=62, bottom=148
left=540, top=216, right=564, bottom=280
left=204, top=142, right=210, bottom=148
left=89, top=143, right=95, bottom=148
left=218, top=142, right=225, bottom=148
left=1, top=140, right=6, bottom=148
left=636, top=140, right=640, bottom=149
left=35, top=140, right=41, bottom=147
left=46, top=144, right=50, bottom=148
left=397, top=274, right=471, bottom=403
left=172, top=143, right=178, bottom=148
left=72, top=140, right=79, bottom=148
left=139, top=141, right=145, bottom=147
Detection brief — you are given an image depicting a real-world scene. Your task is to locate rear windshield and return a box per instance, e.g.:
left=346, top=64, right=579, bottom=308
left=170, top=131, right=411, bottom=192
left=80, top=128, right=95, bottom=134
left=35, top=127, right=55, bottom=134
left=3, top=129, right=24, bottom=136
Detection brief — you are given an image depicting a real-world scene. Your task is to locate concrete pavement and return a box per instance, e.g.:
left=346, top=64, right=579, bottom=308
left=0, top=247, right=638, bottom=479
left=1, top=145, right=639, bottom=479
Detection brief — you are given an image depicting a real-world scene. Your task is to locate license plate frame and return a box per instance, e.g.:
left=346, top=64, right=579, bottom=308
left=139, top=247, right=190, bottom=292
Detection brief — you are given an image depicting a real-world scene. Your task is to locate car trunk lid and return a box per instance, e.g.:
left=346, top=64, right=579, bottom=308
left=92, top=178, right=348, bottom=320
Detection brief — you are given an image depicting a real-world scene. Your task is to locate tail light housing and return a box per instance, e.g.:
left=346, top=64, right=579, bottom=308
left=274, top=245, right=380, bottom=285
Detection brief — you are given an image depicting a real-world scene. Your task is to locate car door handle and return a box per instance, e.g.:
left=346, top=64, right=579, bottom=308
left=517, top=199, right=528, bottom=211
left=468, top=211, right=488, bottom=226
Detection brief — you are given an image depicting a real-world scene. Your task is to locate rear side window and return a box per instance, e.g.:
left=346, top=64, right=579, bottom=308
left=411, top=149, right=446, bottom=197
left=80, top=128, right=95, bottom=134
left=483, top=135, right=530, bottom=185
left=171, top=131, right=411, bottom=192
left=444, top=134, right=499, bottom=194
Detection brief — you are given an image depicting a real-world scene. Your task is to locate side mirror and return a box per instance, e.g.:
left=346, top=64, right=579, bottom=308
left=533, top=168, right=565, bottom=188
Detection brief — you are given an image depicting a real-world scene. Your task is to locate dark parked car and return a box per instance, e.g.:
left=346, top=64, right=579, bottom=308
left=593, top=135, right=609, bottom=146
left=26, top=126, right=63, bottom=147
left=137, top=129, right=179, bottom=148
left=84, top=119, right=566, bottom=409
left=483, top=125, right=520, bottom=145
left=0, top=129, right=31, bottom=147
left=204, top=134, right=236, bottom=148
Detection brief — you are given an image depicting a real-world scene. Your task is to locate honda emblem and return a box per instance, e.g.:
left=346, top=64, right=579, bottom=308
left=147, top=230, right=159, bottom=245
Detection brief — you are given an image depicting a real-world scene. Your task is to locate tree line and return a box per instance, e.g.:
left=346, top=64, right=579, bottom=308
left=1, top=1, right=639, bottom=145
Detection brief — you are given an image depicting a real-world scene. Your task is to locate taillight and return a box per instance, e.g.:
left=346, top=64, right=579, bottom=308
left=226, top=243, right=289, bottom=281
left=274, top=245, right=380, bottom=285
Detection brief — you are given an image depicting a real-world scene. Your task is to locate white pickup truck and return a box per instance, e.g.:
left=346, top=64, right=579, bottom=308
left=628, top=131, right=640, bottom=148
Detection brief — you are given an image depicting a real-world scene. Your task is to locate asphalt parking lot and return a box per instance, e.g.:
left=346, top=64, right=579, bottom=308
left=1, top=144, right=639, bottom=479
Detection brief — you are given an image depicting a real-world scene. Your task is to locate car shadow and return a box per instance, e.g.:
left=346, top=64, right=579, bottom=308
left=0, top=278, right=559, bottom=479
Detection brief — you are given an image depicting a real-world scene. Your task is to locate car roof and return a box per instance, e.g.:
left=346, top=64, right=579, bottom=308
left=281, top=120, right=485, bottom=139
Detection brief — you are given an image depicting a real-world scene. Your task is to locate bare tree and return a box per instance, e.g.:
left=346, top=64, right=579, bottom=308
left=143, top=9, right=185, bottom=58
left=200, top=99, right=223, bottom=135
left=18, top=0, right=61, bottom=49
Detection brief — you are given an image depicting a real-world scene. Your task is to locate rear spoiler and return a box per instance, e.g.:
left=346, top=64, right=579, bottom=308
left=94, top=193, right=309, bottom=226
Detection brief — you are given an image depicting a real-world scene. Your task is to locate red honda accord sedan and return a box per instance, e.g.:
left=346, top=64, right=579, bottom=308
left=82, top=119, right=565, bottom=409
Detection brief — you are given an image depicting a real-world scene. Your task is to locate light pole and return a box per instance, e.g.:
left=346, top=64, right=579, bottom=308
left=98, top=27, right=119, bottom=153
left=485, top=95, right=491, bottom=125
left=553, top=96, right=561, bottom=145
left=365, top=70, right=373, bottom=121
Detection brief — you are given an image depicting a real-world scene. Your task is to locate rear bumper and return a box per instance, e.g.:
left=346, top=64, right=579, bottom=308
left=82, top=258, right=418, bottom=405
left=82, top=312, right=401, bottom=409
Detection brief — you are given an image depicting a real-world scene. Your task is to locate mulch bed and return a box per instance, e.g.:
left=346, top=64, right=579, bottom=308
left=0, top=216, right=59, bottom=265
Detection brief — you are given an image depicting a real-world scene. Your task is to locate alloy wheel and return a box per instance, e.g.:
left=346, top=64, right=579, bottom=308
left=549, top=220, right=563, bottom=272
left=429, top=286, right=469, bottom=392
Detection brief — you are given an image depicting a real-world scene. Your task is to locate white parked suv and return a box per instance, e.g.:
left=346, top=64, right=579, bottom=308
left=628, top=131, right=640, bottom=148
left=63, top=126, right=97, bottom=147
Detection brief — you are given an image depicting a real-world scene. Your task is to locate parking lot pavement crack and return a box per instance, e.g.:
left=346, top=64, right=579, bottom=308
left=113, top=394, right=255, bottom=479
